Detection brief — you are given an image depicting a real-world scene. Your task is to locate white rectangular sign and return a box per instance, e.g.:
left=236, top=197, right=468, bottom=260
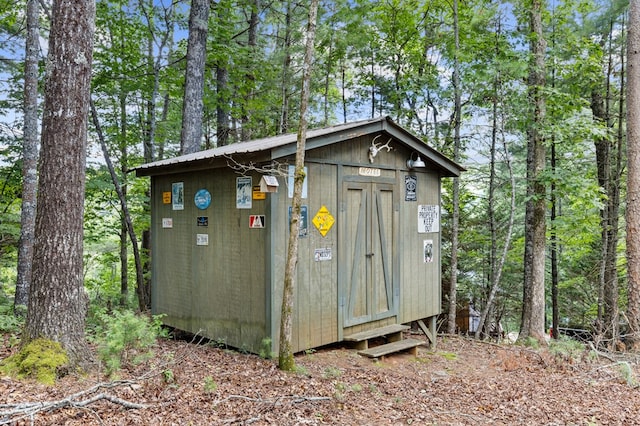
left=418, top=205, right=440, bottom=233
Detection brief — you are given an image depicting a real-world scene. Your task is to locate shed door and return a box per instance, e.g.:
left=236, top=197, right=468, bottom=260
left=342, top=181, right=397, bottom=327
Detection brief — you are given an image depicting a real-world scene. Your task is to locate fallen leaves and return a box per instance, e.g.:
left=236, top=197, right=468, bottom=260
left=1, top=334, right=640, bottom=425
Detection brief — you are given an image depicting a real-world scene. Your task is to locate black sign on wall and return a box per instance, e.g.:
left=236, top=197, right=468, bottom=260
left=405, top=175, right=417, bottom=201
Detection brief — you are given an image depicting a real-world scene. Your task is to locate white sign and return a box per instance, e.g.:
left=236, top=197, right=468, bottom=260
left=196, top=234, right=209, bottom=246
left=358, top=167, right=381, bottom=177
left=423, top=239, right=434, bottom=263
left=314, top=248, right=332, bottom=262
left=418, top=205, right=440, bottom=233
left=162, top=218, right=173, bottom=228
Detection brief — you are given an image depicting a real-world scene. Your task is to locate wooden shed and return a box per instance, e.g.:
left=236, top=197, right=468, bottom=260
left=135, top=116, right=463, bottom=355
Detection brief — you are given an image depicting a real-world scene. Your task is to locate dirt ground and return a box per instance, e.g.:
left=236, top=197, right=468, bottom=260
left=2, top=332, right=640, bottom=425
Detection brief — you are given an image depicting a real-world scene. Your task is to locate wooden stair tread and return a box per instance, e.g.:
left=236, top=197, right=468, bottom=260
left=343, top=324, right=410, bottom=342
left=358, top=338, right=424, bottom=358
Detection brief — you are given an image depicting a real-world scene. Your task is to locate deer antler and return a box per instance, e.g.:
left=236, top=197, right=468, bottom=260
left=368, top=136, right=393, bottom=163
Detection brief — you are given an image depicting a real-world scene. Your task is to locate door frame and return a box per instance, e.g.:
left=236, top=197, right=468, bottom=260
left=338, top=173, right=399, bottom=333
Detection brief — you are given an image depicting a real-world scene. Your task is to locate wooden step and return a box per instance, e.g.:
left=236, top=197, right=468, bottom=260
left=343, top=324, right=410, bottom=344
left=357, top=338, right=424, bottom=359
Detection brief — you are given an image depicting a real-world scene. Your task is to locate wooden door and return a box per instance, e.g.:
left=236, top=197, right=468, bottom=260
left=341, top=180, right=397, bottom=327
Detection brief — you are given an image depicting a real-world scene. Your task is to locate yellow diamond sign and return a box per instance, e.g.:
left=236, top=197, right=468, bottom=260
left=312, top=205, right=335, bottom=237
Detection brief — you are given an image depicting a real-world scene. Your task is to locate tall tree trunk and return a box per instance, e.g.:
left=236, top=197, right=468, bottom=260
left=15, top=0, right=39, bottom=314
left=181, top=0, right=210, bottom=154
left=216, top=65, right=230, bottom=146
left=519, top=0, right=547, bottom=345
left=278, top=0, right=293, bottom=135
left=241, top=0, right=259, bottom=141
left=625, top=0, right=640, bottom=351
left=279, top=0, right=318, bottom=371
left=446, top=0, right=461, bottom=335
left=476, top=25, right=516, bottom=339
left=119, top=93, right=129, bottom=306
left=90, top=101, right=147, bottom=312
left=25, top=0, right=96, bottom=368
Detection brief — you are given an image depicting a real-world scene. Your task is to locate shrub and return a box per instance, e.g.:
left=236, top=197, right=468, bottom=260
left=89, top=310, right=168, bottom=375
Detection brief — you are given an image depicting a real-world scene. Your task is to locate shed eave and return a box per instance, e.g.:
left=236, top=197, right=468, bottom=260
left=133, top=116, right=464, bottom=178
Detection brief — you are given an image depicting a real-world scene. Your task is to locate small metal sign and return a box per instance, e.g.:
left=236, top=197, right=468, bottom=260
left=252, top=186, right=266, bottom=200
left=162, top=192, right=171, bottom=204
left=312, top=205, right=335, bottom=237
left=194, top=189, right=211, bottom=210
left=314, top=248, right=332, bottom=262
left=197, top=216, right=208, bottom=226
left=249, top=215, right=265, bottom=228
left=405, top=175, right=417, bottom=201
left=196, top=234, right=209, bottom=246
left=289, top=205, right=308, bottom=237
left=162, top=218, right=173, bottom=228
left=359, top=167, right=381, bottom=177
left=418, top=205, right=440, bottom=233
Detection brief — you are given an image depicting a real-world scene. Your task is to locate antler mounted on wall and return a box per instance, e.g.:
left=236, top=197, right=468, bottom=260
left=368, top=135, right=393, bottom=163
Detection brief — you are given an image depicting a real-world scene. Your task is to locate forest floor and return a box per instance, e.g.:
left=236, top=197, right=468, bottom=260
left=2, top=331, right=640, bottom=425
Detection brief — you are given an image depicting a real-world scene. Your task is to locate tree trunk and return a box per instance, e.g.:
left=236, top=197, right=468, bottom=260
left=15, top=0, right=39, bottom=314
left=519, top=0, right=547, bottom=345
left=119, top=93, right=129, bottom=306
left=216, top=65, right=230, bottom=146
left=90, top=101, right=147, bottom=311
left=446, top=0, right=461, bottom=335
left=180, top=0, right=210, bottom=154
left=241, top=0, right=260, bottom=141
left=626, top=0, right=640, bottom=350
left=278, top=0, right=293, bottom=135
left=25, top=0, right=96, bottom=368
left=279, top=0, right=318, bottom=371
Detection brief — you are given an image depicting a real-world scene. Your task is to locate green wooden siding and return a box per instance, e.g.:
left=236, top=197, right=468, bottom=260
left=148, top=131, right=446, bottom=355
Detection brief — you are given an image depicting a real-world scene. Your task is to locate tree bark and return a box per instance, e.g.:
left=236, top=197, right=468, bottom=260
left=446, top=0, right=461, bottom=335
left=15, top=0, right=40, bottom=313
left=25, top=0, right=96, bottom=368
left=626, top=0, right=640, bottom=350
left=279, top=0, right=318, bottom=371
left=519, top=0, right=547, bottom=345
left=180, top=0, right=210, bottom=154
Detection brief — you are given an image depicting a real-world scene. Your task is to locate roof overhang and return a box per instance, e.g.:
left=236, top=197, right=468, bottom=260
left=134, top=116, right=464, bottom=178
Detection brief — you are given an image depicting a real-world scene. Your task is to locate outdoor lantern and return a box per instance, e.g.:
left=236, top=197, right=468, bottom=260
left=407, top=153, right=426, bottom=169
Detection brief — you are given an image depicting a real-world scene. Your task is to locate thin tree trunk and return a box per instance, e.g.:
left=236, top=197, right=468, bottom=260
left=626, top=0, right=640, bottom=350
left=119, top=93, right=129, bottom=306
left=90, top=101, right=146, bottom=311
left=15, top=0, right=39, bottom=314
left=519, top=0, right=547, bottom=345
left=216, top=65, right=230, bottom=146
left=241, top=0, right=259, bottom=141
left=446, top=0, right=461, bottom=335
left=476, top=33, right=516, bottom=338
left=279, top=0, right=318, bottom=371
left=181, top=0, right=210, bottom=154
left=279, top=0, right=293, bottom=135
left=26, top=0, right=96, bottom=368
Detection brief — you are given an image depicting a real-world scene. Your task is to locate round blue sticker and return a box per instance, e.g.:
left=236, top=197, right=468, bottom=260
left=194, top=189, right=211, bottom=210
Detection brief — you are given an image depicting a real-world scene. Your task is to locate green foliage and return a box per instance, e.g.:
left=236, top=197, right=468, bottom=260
left=322, top=366, right=342, bottom=379
left=549, top=336, right=586, bottom=362
left=0, top=292, right=23, bottom=334
left=522, top=337, right=541, bottom=350
left=89, top=310, right=168, bottom=375
left=0, top=339, right=68, bottom=385
left=203, top=376, right=218, bottom=393
left=259, top=337, right=275, bottom=360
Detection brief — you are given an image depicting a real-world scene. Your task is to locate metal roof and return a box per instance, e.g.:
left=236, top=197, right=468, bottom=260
left=134, top=116, right=464, bottom=177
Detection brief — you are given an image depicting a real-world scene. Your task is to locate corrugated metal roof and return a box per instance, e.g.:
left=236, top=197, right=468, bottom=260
left=134, top=116, right=464, bottom=177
